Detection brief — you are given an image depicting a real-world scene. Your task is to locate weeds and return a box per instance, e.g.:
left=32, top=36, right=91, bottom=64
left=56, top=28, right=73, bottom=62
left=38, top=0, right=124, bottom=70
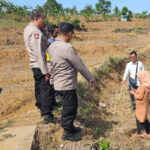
left=92, top=67, right=100, bottom=82
left=98, top=139, right=110, bottom=150
left=110, top=37, right=116, bottom=42
left=109, top=56, right=119, bottom=68
left=102, top=67, right=109, bottom=75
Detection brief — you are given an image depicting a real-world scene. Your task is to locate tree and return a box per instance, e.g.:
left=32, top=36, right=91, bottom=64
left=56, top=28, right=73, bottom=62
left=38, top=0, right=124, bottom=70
left=95, top=0, right=111, bottom=15
left=35, top=5, right=44, bottom=12
left=113, top=6, right=120, bottom=16
left=127, top=10, right=133, bottom=21
left=80, top=5, right=94, bottom=16
left=121, top=7, right=133, bottom=21
left=0, top=0, right=30, bottom=19
left=64, top=8, right=72, bottom=16
left=121, top=6, right=128, bottom=15
left=43, top=0, right=64, bottom=16
left=70, top=6, right=78, bottom=16
left=142, top=11, right=147, bottom=15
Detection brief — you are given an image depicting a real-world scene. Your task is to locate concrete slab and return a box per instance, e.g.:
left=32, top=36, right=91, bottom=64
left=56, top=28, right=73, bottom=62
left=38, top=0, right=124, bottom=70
left=0, top=125, right=36, bottom=150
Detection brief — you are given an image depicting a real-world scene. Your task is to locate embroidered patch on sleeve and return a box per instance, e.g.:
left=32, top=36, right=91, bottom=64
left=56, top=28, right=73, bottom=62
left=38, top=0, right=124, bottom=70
left=34, top=34, right=39, bottom=39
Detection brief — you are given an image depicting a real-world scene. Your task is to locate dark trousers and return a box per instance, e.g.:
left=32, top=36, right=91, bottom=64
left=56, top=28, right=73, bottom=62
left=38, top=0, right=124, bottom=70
left=32, top=68, right=54, bottom=117
left=136, top=118, right=150, bottom=135
left=56, top=90, right=78, bottom=132
left=129, top=85, right=138, bottom=109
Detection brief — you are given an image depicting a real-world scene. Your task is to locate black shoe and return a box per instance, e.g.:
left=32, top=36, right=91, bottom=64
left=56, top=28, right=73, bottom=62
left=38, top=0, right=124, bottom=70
left=71, top=126, right=82, bottom=134
left=61, top=132, right=82, bottom=141
left=53, top=101, right=62, bottom=107
left=43, top=115, right=59, bottom=124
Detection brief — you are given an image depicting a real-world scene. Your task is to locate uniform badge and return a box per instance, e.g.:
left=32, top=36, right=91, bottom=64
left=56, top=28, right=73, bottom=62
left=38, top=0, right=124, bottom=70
left=34, top=34, right=39, bottom=39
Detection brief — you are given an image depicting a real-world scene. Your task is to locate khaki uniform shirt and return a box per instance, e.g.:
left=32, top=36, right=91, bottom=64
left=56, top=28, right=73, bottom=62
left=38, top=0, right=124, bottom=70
left=47, top=38, right=95, bottom=91
left=24, top=23, right=48, bottom=75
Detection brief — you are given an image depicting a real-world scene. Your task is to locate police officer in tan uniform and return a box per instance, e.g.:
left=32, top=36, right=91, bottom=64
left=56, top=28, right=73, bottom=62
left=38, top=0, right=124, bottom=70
left=24, top=10, right=58, bottom=124
left=48, top=22, right=97, bottom=141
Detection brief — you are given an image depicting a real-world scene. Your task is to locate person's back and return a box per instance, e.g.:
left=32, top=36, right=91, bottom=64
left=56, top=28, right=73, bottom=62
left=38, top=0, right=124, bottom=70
left=49, top=38, right=78, bottom=91
left=47, top=22, right=96, bottom=141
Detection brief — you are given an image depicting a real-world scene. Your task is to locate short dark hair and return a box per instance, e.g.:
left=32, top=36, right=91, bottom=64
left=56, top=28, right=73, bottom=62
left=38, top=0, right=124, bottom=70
left=130, top=50, right=137, bottom=56
left=48, top=25, right=58, bottom=34
left=31, top=9, right=43, bottom=20
left=59, top=22, right=74, bottom=35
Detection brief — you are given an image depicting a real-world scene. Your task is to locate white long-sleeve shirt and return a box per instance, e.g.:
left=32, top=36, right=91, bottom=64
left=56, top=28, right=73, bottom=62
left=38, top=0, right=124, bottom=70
left=123, top=61, right=144, bottom=86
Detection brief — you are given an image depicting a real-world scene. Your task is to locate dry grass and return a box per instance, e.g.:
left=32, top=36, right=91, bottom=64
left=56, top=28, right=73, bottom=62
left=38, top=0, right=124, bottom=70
left=1, top=18, right=150, bottom=149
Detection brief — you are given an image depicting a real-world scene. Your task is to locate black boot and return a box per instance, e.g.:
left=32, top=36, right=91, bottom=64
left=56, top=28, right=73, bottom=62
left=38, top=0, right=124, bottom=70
left=71, top=126, right=82, bottom=134
left=61, top=130, right=82, bottom=141
left=43, top=115, right=59, bottom=124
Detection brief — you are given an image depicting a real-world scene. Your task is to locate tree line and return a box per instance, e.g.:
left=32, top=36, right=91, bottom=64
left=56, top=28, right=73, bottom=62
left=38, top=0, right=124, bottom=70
left=0, top=0, right=149, bottom=22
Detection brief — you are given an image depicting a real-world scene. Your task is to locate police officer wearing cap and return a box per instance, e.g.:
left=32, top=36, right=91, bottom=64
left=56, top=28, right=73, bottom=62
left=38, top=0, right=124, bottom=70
left=48, top=22, right=97, bottom=141
left=24, top=9, right=58, bottom=124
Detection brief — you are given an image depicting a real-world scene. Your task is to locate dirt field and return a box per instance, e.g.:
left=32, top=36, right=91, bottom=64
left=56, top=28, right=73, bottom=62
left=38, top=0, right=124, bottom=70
left=0, top=18, right=150, bottom=149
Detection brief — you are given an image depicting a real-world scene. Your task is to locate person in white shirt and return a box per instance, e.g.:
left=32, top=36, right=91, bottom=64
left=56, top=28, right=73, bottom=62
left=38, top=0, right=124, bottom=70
left=122, top=51, right=144, bottom=111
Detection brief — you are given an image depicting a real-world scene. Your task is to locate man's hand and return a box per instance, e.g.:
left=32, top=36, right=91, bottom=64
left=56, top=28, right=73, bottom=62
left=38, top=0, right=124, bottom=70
left=121, top=80, right=126, bottom=84
left=45, top=74, right=50, bottom=82
left=90, top=80, right=97, bottom=87
left=130, top=90, right=135, bottom=95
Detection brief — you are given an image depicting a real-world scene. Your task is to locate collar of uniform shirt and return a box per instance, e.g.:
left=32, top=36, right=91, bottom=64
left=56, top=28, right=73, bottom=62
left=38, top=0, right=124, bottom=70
left=55, top=37, right=66, bottom=43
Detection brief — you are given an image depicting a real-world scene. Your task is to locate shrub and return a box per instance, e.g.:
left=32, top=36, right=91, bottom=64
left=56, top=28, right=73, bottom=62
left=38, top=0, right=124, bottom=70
left=109, top=56, right=119, bottom=68
left=135, top=13, right=147, bottom=19
left=102, top=67, right=109, bottom=75
left=98, top=139, right=110, bottom=150
left=81, top=23, right=85, bottom=28
left=71, top=17, right=81, bottom=30
left=63, top=16, right=71, bottom=22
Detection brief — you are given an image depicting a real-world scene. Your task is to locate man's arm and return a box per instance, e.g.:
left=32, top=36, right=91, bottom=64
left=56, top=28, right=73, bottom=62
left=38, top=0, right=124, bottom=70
left=67, top=46, right=95, bottom=83
left=122, top=64, right=129, bottom=83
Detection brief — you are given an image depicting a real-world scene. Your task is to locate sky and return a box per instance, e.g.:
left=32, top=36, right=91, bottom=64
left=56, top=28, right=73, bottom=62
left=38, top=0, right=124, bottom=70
left=9, top=0, right=150, bottom=13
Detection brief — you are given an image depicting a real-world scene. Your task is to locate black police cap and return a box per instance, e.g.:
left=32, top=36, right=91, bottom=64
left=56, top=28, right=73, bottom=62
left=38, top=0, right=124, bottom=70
left=59, top=22, right=74, bottom=34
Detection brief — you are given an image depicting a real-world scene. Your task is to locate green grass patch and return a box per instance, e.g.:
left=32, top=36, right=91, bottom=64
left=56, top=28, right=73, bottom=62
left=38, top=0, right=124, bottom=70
left=102, top=67, right=110, bottom=75
left=0, top=19, right=28, bottom=28
left=109, top=56, right=120, bottom=68
left=98, top=139, right=111, bottom=150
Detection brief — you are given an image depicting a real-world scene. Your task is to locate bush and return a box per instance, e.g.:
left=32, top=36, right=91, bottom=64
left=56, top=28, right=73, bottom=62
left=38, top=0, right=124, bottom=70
left=63, top=16, right=71, bottom=22
left=109, top=56, right=119, bottom=68
left=135, top=13, right=147, bottom=19
left=71, top=17, right=81, bottom=30
left=81, top=23, right=85, bottom=28
left=102, top=67, right=109, bottom=75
